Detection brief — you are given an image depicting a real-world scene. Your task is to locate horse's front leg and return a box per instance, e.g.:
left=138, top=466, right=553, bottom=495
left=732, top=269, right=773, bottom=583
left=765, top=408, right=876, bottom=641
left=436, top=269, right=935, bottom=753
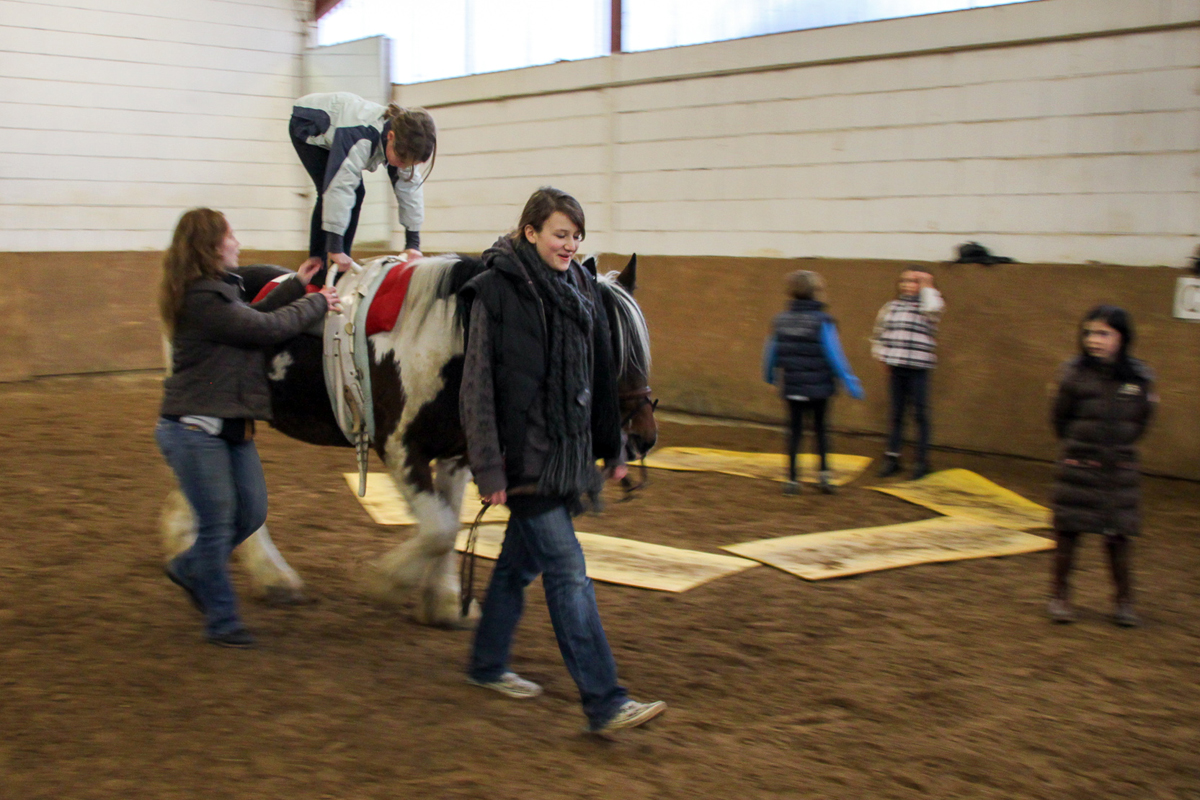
left=159, top=488, right=306, bottom=604
left=369, top=451, right=472, bottom=627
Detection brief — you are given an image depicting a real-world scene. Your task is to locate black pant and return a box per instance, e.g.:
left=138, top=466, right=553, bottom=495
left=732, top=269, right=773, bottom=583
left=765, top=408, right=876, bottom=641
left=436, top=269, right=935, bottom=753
left=290, top=132, right=366, bottom=260
left=1052, top=530, right=1133, bottom=604
left=886, top=366, right=930, bottom=462
left=786, top=398, right=828, bottom=480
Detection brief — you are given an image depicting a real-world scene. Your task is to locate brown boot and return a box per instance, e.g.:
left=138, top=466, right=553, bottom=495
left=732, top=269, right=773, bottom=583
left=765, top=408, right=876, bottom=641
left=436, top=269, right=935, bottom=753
left=1049, top=531, right=1078, bottom=624
left=1047, top=598, right=1075, bottom=624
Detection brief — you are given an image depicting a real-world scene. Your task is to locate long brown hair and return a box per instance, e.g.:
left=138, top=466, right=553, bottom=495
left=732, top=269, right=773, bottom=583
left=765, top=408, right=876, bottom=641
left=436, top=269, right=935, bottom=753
left=384, top=105, right=437, bottom=185
left=510, top=186, right=586, bottom=244
left=159, top=208, right=229, bottom=336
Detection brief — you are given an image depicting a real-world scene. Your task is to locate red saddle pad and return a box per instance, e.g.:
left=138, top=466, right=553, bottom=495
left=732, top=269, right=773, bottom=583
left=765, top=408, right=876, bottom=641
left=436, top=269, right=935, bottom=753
left=250, top=261, right=418, bottom=337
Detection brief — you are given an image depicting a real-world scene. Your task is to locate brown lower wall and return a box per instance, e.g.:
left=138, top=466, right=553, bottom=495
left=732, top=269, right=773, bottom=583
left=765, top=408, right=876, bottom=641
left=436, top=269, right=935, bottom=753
left=5, top=250, right=1199, bottom=479
left=593, top=254, right=1200, bottom=481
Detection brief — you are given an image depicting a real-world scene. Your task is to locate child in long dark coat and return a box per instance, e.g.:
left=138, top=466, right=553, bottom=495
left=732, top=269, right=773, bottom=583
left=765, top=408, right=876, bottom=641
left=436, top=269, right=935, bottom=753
left=1048, top=305, right=1156, bottom=627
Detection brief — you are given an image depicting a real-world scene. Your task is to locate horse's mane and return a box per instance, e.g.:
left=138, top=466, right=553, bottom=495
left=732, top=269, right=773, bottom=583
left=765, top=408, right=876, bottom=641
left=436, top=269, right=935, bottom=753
left=596, top=271, right=651, bottom=379
left=395, top=254, right=487, bottom=334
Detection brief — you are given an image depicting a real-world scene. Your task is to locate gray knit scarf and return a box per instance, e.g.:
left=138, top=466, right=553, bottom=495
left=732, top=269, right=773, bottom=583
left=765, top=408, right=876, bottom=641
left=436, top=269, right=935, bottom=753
left=514, top=240, right=601, bottom=498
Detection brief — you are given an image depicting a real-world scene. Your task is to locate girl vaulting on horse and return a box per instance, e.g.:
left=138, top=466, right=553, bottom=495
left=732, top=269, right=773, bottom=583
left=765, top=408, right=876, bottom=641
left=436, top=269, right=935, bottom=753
left=458, top=187, right=667, bottom=734
left=290, top=92, right=436, bottom=274
left=156, top=208, right=341, bottom=648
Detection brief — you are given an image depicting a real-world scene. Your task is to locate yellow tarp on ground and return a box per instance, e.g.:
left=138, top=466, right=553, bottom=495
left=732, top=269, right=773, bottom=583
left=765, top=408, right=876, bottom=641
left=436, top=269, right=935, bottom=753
left=722, top=516, right=1054, bottom=580
left=643, top=447, right=873, bottom=487
left=455, top=526, right=761, bottom=593
left=344, top=472, right=510, bottom=526
left=869, top=468, right=1052, bottom=531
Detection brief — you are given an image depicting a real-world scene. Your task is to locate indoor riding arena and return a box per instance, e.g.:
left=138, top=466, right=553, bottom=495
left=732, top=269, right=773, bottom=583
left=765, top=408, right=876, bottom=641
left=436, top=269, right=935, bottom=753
left=2, top=2, right=1199, bottom=798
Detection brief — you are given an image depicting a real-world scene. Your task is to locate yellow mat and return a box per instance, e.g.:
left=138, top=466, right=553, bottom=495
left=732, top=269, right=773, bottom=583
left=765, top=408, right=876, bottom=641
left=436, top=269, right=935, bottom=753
left=455, top=526, right=760, bottom=593
left=643, top=447, right=873, bottom=487
left=344, top=472, right=510, bottom=526
left=722, top=516, right=1054, bottom=580
left=869, top=468, right=1052, bottom=531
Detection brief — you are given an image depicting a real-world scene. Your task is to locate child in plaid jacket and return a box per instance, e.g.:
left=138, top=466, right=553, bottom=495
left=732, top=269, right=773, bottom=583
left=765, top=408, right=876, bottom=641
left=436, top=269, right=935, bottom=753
left=871, top=269, right=944, bottom=479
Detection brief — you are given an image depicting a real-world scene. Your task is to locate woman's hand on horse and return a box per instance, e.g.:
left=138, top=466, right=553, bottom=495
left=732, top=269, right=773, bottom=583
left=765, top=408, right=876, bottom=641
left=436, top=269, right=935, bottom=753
left=328, top=252, right=355, bottom=273
left=484, top=490, right=506, bottom=506
left=297, top=257, right=324, bottom=285
left=318, top=286, right=343, bottom=313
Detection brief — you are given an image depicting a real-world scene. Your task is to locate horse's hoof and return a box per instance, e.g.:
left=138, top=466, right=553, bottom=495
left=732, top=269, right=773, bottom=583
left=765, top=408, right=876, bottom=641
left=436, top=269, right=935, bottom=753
left=413, top=598, right=479, bottom=629
left=259, top=586, right=313, bottom=607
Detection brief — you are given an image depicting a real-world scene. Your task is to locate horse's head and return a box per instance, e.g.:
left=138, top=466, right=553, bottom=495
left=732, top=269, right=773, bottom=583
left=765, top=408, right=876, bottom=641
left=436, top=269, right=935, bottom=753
left=588, top=254, right=658, bottom=462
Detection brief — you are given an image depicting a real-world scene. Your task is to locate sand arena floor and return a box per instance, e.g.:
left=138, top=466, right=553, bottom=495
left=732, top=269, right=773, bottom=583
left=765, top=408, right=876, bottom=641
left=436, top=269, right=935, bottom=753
left=1, top=374, right=1198, bottom=799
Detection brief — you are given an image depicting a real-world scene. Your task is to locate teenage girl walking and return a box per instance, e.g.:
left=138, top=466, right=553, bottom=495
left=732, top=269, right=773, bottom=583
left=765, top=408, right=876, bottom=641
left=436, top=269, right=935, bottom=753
left=1048, top=305, right=1155, bottom=627
left=763, top=270, right=863, bottom=494
left=290, top=92, right=436, bottom=274
left=459, top=187, right=666, bottom=734
left=872, top=269, right=945, bottom=479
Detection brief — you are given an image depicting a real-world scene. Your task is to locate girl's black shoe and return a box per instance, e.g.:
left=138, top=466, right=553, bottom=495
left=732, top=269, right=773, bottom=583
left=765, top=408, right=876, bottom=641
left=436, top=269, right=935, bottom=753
left=208, top=628, right=256, bottom=648
left=878, top=455, right=901, bottom=477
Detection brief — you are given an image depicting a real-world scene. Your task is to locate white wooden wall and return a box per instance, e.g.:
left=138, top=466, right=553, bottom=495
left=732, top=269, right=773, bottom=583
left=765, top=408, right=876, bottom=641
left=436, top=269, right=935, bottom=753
left=303, top=36, right=394, bottom=248
left=401, top=0, right=1200, bottom=266
left=0, top=0, right=310, bottom=252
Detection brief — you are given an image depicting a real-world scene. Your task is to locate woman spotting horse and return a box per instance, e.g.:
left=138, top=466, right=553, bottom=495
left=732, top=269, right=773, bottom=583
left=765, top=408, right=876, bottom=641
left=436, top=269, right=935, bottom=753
left=161, top=218, right=655, bottom=631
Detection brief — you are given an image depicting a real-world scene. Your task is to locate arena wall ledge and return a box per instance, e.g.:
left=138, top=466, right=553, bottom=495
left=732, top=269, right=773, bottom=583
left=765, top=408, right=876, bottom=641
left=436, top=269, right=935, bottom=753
left=3, top=250, right=1196, bottom=481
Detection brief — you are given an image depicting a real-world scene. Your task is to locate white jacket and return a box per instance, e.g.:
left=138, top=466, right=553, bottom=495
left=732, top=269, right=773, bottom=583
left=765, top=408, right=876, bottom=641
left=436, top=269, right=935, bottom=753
left=291, top=92, right=424, bottom=251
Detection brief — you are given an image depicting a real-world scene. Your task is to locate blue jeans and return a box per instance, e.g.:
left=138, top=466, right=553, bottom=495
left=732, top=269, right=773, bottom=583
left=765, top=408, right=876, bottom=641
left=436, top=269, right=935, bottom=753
left=468, top=505, right=628, bottom=727
left=155, top=418, right=268, bottom=637
left=886, top=366, right=931, bottom=462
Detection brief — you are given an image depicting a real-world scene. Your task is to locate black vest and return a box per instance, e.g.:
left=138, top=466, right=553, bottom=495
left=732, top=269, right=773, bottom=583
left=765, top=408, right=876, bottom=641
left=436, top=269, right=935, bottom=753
left=461, top=251, right=621, bottom=485
left=772, top=299, right=835, bottom=400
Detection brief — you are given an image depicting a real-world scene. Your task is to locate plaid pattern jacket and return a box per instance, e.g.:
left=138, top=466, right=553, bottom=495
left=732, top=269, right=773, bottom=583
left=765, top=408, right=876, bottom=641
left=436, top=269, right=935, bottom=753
left=871, top=288, right=944, bottom=369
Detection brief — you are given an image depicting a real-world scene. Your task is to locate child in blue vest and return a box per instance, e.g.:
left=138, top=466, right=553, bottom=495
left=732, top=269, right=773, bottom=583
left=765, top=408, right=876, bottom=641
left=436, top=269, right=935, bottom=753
left=763, top=271, right=863, bottom=494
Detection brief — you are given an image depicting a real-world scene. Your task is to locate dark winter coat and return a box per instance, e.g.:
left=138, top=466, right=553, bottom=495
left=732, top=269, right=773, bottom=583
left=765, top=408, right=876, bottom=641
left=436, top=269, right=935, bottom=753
left=458, top=238, right=622, bottom=512
left=1050, top=356, right=1155, bottom=537
left=771, top=299, right=835, bottom=400
left=161, top=274, right=327, bottom=420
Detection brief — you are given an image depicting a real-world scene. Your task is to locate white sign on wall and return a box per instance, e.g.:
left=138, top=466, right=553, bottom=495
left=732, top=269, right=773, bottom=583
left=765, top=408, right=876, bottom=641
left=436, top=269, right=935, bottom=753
left=1173, top=277, right=1200, bottom=321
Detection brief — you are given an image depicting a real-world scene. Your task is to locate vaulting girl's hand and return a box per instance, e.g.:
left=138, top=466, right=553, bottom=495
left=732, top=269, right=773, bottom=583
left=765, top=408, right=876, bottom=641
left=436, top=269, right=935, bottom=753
left=328, top=252, right=355, bottom=273
left=318, top=286, right=343, bottom=313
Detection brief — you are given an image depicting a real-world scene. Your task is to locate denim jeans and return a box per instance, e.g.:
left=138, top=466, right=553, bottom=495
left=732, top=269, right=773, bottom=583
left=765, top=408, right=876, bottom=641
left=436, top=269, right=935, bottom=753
left=155, top=418, right=268, bottom=637
left=886, top=366, right=931, bottom=461
left=468, top=505, right=628, bottom=727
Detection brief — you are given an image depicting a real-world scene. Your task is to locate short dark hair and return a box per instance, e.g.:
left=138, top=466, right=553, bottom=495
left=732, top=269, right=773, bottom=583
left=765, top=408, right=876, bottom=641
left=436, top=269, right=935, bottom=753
left=514, top=186, right=585, bottom=241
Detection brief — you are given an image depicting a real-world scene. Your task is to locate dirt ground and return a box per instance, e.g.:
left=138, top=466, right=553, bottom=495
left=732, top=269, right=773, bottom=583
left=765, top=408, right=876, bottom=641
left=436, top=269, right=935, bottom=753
left=1, top=374, right=1198, bottom=800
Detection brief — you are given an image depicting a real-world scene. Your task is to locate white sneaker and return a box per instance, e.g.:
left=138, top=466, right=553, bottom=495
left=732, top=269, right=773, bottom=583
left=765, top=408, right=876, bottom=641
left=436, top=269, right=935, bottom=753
left=589, top=699, right=667, bottom=733
left=466, top=671, right=543, bottom=699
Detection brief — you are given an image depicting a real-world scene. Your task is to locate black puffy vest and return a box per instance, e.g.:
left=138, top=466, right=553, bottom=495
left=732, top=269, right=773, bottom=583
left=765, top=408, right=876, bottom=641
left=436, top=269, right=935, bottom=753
left=461, top=249, right=622, bottom=485
left=772, top=299, right=835, bottom=400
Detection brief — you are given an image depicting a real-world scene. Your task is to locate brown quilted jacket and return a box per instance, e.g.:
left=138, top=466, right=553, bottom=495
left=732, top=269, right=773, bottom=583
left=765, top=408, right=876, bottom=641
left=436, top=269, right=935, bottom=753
left=1050, top=356, right=1155, bottom=536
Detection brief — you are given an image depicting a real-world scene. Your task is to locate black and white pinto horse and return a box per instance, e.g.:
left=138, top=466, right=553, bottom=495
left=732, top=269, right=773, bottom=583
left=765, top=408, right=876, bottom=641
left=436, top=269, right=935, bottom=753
left=161, top=253, right=656, bottom=627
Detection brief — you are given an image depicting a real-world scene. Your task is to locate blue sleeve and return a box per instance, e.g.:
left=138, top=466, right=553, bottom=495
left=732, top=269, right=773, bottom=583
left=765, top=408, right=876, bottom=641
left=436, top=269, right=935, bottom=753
left=762, top=335, right=778, bottom=384
left=820, top=321, right=864, bottom=399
